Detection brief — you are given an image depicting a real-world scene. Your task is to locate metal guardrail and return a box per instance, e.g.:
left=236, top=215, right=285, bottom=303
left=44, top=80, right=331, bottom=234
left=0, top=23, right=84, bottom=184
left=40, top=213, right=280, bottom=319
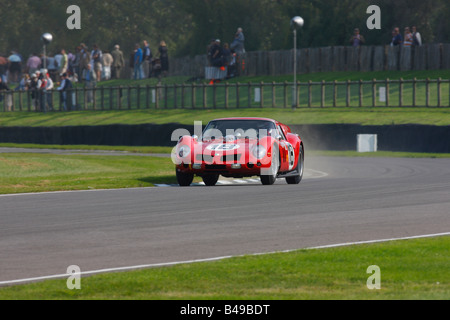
left=1, top=78, right=449, bottom=112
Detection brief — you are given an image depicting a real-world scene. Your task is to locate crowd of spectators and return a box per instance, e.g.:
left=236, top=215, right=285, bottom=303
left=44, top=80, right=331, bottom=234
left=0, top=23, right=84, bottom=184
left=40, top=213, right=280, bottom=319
left=0, top=40, right=170, bottom=111
left=0, top=40, right=170, bottom=87
left=389, top=26, right=422, bottom=47
left=349, top=26, right=423, bottom=47
left=207, top=27, right=246, bottom=79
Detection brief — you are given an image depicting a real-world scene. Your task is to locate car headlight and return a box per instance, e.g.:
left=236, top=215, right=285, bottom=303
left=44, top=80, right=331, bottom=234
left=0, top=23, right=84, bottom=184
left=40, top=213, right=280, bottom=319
left=252, top=145, right=267, bottom=159
left=178, top=145, right=191, bottom=158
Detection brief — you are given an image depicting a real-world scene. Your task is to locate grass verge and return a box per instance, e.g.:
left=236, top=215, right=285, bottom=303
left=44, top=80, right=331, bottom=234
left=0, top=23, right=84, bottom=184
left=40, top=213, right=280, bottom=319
left=0, top=153, right=176, bottom=194
left=0, top=236, right=448, bottom=300
left=0, top=107, right=449, bottom=128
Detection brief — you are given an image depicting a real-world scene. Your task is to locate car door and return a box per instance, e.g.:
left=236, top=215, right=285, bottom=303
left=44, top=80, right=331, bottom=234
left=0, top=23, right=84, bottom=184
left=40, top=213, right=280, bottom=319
left=276, top=125, right=295, bottom=172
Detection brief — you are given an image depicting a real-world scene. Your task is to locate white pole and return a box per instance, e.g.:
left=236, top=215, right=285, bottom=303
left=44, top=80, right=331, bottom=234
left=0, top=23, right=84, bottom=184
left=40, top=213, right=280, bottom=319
left=293, top=28, right=297, bottom=108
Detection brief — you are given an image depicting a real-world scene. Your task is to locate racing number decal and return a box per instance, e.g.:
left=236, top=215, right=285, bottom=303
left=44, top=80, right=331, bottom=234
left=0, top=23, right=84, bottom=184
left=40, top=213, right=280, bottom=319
left=206, top=144, right=240, bottom=151
left=287, top=143, right=295, bottom=171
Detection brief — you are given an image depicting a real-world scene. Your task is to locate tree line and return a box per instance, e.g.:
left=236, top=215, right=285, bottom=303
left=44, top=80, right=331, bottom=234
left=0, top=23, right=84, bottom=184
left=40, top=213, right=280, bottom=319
left=0, top=0, right=448, bottom=59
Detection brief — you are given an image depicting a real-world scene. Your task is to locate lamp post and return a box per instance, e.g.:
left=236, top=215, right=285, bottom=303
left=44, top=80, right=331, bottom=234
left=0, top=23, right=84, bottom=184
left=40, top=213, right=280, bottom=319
left=41, top=33, right=53, bottom=70
left=291, top=16, right=304, bottom=108
left=40, top=33, right=53, bottom=113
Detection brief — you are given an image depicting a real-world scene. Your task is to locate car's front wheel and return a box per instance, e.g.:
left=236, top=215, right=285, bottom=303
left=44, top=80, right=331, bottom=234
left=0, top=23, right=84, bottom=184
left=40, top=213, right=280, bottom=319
left=202, top=174, right=219, bottom=186
left=176, top=169, right=194, bottom=187
left=261, top=145, right=279, bottom=185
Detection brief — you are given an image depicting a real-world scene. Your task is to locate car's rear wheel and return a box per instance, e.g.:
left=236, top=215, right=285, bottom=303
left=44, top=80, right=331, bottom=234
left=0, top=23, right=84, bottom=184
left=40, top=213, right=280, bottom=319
left=286, top=145, right=304, bottom=185
left=202, top=174, right=219, bottom=186
left=261, top=145, right=279, bottom=186
left=176, top=169, right=194, bottom=187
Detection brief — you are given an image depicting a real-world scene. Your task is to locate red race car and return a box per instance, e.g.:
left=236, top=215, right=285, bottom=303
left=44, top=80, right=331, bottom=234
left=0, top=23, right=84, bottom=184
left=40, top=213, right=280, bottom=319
left=173, top=118, right=304, bottom=186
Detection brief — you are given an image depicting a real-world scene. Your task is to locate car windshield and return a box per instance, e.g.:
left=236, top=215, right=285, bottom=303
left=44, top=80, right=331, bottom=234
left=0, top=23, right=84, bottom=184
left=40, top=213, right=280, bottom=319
left=203, top=120, right=277, bottom=139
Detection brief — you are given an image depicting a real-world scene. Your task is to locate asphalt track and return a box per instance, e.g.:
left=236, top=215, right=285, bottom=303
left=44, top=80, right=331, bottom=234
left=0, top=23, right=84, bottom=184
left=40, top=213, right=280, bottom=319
left=0, top=155, right=449, bottom=284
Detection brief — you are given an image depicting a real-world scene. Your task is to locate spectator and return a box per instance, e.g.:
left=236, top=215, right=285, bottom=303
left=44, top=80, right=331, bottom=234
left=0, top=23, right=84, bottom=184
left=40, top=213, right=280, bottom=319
left=46, top=54, right=58, bottom=82
left=209, top=39, right=223, bottom=67
left=231, top=28, right=245, bottom=76
left=101, top=50, right=113, bottom=80
left=27, top=53, right=41, bottom=75
left=207, top=39, right=216, bottom=66
left=222, top=43, right=232, bottom=66
left=29, top=72, right=40, bottom=111
left=0, top=76, right=12, bottom=111
left=84, top=64, right=97, bottom=104
left=349, top=28, right=365, bottom=46
left=72, top=46, right=81, bottom=79
left=37, top=69, right=54, bottom=112
left=390, top=27, right=403, bottom=46
left=134, top=43, right=143, bottom=80
left=231, top=28, right=245, bottom=55
left=0, top=55, right=8, bottom=83
left=91, top=44, right=103, bottom=82
left=158, top=41, right=169, bottom=77
left=142, top=40, right=152, bottom=78
left=8, top=51, right=22, bottom=83
left=403, top=27, right=413, bottom=47
left=79, top=44, right=91, bottom=82
left=54, top=50, right=63, bottom=81
left=67, top=50, right=75, bottom=75
left=16, top=74, right=30, bottom=91
left=59, top=49, right=69, bottom=75
left=412, top=26, right=422, bottom=46
left=57, top=72, right=74, bottom=111
left=111, top=45, right=125, bottom=79
left=42, top=69, right=54, bottom=111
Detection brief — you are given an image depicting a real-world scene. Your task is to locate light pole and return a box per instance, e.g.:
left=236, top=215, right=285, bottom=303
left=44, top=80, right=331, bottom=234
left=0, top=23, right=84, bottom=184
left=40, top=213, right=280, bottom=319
left=41, top=33, right=53, bottom=70
left=291, top=16, right=304, bottom=108
left=40, top=33, right=53, bottom=113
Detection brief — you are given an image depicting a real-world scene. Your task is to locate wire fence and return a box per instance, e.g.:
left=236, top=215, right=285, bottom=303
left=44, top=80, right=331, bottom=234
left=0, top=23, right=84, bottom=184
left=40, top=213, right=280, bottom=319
left=1, top=78, right=449, bottom=112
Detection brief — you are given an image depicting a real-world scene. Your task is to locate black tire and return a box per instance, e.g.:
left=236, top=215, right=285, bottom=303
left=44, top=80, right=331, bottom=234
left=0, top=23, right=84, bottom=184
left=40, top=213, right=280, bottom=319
left=261, top=145, right=279, bottom=186
left=202, top=174, right=219, bottom=186
left=286, top=145, right=304, bottom=185
left=176, top=169, right=194, bottom=187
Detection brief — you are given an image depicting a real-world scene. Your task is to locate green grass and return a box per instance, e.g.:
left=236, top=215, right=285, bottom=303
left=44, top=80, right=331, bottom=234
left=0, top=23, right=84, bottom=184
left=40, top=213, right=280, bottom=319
left=1, top=107, right=449, bottom=128
left=0, top=143, right=174, bottom=154
left=2, top=70, right=449, bottom=121
left=0, top=153, right=177, bottom=194
left=0, top=236, right=448, bottom=300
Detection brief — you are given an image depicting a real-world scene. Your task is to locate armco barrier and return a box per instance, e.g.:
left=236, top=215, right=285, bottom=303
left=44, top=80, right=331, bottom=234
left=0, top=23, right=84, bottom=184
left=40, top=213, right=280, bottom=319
left=0, top=124, right=449, bottom=153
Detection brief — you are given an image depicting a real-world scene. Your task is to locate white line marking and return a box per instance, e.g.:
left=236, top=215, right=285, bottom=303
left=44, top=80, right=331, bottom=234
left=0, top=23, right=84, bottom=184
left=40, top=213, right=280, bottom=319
left=305, top=169, right=329, bottom=179
left=1, top=232, right=448, bottom=287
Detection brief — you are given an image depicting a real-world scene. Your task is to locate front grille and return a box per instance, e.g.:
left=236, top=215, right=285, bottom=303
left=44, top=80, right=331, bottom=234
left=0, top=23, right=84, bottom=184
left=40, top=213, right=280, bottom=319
left=222, top=154, right=242, bottom=163
left=196, top=154, right=242, bottom=163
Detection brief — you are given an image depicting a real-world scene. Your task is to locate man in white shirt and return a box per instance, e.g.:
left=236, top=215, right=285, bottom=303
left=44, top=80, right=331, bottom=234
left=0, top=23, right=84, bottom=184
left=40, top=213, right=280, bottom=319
left=412, top=26, right=422, bottom=46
